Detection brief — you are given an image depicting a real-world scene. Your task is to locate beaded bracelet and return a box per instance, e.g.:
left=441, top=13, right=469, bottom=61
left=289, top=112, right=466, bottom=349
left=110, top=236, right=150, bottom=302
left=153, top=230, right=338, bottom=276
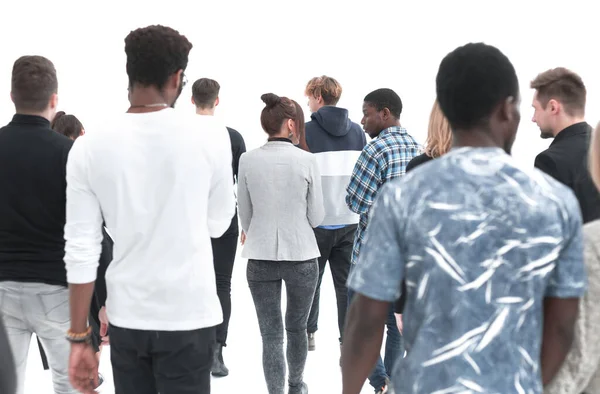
left=66, top=326, right=92, bottom=344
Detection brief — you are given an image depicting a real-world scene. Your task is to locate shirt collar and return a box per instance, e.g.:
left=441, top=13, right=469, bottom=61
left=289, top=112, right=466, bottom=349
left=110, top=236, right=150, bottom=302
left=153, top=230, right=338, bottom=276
left=10, top=114, right=51, bottom=128
left=551, top=122, right=591, bottom=146
left=378, top=125, right=406, bottom=138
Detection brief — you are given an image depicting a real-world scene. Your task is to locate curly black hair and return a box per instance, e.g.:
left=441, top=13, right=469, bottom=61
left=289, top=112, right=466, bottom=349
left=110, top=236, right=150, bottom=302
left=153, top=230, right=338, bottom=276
left=436, top=42, right=519, bottom=130
left=124, top=25, right=193, bottom=89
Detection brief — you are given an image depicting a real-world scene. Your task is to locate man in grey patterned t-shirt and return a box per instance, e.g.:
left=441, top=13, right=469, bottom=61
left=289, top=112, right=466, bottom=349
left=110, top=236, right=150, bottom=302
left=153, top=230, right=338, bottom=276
left=341, top=42, right=587, bottom=394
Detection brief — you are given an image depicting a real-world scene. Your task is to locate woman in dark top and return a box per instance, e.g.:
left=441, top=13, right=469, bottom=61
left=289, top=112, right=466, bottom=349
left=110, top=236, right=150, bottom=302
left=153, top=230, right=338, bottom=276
left=38, top=111, right=113, bottom=389
left=395, top=100, right=452, bottom=318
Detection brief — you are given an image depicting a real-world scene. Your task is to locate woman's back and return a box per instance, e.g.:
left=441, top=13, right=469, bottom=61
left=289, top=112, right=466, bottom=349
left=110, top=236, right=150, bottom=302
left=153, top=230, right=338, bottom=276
left=238, top=141, right=324, bottom=261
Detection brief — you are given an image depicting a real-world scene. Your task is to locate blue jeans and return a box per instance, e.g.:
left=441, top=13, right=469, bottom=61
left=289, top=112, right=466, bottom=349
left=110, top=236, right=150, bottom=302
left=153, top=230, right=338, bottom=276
left=347, top=287, right=404, bottom=390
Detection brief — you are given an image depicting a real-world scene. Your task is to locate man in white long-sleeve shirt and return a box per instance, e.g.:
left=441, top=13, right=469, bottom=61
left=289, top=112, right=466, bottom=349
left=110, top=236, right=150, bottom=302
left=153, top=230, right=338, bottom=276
left=63, top=25, right=235, bottom=394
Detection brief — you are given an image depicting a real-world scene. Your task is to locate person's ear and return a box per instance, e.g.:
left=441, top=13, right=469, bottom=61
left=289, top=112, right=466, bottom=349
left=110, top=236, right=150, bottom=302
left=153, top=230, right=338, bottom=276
left=215, top=97, right=220, bottom=107
left=80, top=128, right=86, bottom=137
left=49, top=93, right=58, bottom=111
left=381, top=107, right=391, bottom=120
left=172, top=69, right=183, bottom=89
left=191, top=96, right=195, bottom=105
left=548, top=99, right=560, bottom=115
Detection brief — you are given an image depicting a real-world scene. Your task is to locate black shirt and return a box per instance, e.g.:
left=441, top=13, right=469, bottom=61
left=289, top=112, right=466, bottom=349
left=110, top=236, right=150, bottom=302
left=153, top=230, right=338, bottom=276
left=0, top=114, right=73, bottom=286
left=535, top=122, right=600, bottom=224
left=218, top=127, right=246, bottom=238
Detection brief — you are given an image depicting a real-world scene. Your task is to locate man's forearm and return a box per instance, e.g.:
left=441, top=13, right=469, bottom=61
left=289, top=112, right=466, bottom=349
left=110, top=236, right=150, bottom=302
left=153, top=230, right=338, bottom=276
left=69, top=283, right=95, bottom=333
left=342, top=295, right=387, bottom=394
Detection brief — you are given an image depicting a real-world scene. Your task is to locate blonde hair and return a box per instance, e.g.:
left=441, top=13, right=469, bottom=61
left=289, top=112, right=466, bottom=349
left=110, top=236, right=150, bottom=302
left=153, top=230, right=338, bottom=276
left=424, top=100, right=453, bottom=158
left=590, top=121, right=600, bottom=191
left=305, top=76, right=342, bottom=106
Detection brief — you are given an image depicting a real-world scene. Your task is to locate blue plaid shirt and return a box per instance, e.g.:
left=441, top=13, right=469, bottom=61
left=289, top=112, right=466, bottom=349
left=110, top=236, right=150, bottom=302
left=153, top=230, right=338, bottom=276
left=346, top=126, right=420, bottom=264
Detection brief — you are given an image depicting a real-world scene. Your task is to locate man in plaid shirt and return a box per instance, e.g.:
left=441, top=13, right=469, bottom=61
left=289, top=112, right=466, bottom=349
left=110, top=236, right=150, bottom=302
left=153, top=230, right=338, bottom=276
left=345, top=88, right=420, bottom=393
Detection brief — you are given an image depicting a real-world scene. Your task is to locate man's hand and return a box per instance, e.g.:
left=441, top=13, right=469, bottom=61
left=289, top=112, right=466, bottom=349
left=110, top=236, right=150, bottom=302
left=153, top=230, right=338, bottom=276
left=240, top=231, right=246, bottom=245
left=394, top=313, right=403, bottom=334
left=99, top=306, right=109, bottom=346
left=68, top=342, right=99, bottom=394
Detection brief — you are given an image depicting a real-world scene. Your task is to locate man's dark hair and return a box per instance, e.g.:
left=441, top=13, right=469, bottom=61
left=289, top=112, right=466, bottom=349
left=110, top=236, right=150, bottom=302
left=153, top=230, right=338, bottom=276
left=11, top=56, right=57, bottom=112
left=125, top=25, right=193, bottom=89
left=364, top=88, right=403, bottom=119
left=436, top=42, right=519, bottom=130
left=192, top=78, right=220, bottom=109
left=530, top=67, right=586, bottom=116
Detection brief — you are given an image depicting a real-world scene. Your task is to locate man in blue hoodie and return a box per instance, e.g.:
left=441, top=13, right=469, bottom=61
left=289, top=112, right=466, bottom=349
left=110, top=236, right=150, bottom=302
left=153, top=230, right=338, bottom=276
left=303, top=76, right=366, bottom=354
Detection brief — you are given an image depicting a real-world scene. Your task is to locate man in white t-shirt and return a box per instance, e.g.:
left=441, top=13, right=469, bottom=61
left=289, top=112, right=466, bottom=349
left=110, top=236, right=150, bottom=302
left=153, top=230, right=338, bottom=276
left=63, top=25, right=235, bottom=394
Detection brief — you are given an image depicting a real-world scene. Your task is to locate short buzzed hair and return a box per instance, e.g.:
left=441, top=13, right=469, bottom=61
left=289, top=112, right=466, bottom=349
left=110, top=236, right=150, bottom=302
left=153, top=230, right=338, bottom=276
left=364, top=88, right=403, bottom=119
left=531, top=67, right=586, bottom=116
left=11, top=56, right=58, bottom=112
left=192, top=78, right=220, bottom=109
left=305, top=76, right=342, bottom=106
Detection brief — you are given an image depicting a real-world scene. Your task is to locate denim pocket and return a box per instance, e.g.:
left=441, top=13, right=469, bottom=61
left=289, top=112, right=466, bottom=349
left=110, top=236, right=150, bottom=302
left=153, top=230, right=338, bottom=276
left=247, top=260, right=271, bottom=281
left=292, top=259, right=318, bottom=277
left=37, top=286, right=69, bottom=325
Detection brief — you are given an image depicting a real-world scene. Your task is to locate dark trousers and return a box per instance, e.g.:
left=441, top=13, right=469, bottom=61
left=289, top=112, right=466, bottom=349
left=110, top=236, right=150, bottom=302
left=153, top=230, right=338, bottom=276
left=110, top=324, right=215, bottom=394
left=307, top=225, right=355, bottom=342
left=247, top=259, right=318, bottom=394
left=211, top=214, right=238, bottom=346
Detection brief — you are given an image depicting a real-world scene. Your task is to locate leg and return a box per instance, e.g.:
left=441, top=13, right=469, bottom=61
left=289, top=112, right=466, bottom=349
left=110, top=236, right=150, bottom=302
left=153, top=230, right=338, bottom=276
left=247, top=259, right=285, bottom=394
left=0, top=283, right=32, bottom=394
left=306, top=229, right=333, bottom=337
left=153, top=327, right=215, bottom=394
left=110, top=324, right=157, bottom=394
left=282, top=259, right=318, bottom=391
left=0, top=313, right=17, bottom=394
left=347, top=286, right=389, bottom=391
left=383, top=303, right=404, bottom=376
left=29, top=284, right=76, bottom=394
left=329, top=225, right=355, bottom=342
left=211, top=230, right=238, bottom=347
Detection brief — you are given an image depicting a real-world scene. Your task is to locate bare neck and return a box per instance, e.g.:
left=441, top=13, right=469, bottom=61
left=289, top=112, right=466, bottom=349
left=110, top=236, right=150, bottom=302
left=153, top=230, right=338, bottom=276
left=195, top=107, right=215, bottom=116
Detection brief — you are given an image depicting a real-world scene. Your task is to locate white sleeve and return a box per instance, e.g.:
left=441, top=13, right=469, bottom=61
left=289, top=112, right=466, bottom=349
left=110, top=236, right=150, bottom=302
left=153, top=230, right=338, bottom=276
left=207, top=125, right=235, bottom=237
left=64, top=136, right=103, bottom=284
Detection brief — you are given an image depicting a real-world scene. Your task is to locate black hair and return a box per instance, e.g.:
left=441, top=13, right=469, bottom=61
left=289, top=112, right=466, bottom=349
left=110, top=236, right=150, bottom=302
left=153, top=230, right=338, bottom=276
left=11, top=56, right=57, bottom=112
left=363, top=88, right=403, bottom=119
left=436, top=42, right=519, bottom=130
left=124, top=25, right=193, bottom=89
left=51, top=111, right=84, bottom=140
left=192, top=78, right=220, bottom=109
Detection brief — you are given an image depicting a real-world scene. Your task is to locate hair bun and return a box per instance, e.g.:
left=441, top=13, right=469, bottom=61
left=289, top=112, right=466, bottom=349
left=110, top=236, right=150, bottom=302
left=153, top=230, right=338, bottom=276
left=51, top=111, right=66, bottom=128
left=261, top=93, right=281, bottom=108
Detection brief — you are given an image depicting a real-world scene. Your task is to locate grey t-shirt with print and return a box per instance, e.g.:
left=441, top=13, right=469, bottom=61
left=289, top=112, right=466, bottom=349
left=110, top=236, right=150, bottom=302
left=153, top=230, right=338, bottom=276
left=347, top=147, right=586, bottom=394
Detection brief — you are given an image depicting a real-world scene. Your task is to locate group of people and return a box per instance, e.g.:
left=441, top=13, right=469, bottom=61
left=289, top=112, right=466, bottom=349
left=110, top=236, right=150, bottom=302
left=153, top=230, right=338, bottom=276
left=0, top=23, right=599, bottom=394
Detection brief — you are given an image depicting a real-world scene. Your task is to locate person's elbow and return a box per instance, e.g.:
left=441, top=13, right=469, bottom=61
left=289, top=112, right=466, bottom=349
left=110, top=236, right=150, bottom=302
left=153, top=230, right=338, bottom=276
left=64, top=239, right=102, bottom=284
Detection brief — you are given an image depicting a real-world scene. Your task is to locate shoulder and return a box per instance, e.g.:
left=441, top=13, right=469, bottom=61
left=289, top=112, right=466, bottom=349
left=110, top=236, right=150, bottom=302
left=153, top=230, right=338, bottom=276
left=226, top=127, right=245, bottom=143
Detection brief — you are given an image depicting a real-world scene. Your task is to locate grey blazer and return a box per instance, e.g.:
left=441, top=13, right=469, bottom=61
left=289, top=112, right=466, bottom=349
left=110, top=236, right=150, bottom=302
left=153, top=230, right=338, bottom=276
left=237, top=141, right=325, bottom=261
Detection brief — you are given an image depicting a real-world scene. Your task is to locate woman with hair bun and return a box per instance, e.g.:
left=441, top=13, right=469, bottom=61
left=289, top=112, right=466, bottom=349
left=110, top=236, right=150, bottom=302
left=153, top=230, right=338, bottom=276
left=237, top=93, right=325, bottom=394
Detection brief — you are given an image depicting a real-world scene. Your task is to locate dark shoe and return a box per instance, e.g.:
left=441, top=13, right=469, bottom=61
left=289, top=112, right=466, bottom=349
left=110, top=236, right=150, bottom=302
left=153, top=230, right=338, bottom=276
left=307, top=332, right=316, bottom=351
left=289, top=382, right=308, bottom=394
left=211, top=343, right=229, bottom=377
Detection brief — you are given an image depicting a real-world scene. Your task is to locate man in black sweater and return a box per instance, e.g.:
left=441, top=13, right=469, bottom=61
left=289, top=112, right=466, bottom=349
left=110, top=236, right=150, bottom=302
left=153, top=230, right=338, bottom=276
left=191, top=78, right=246, bottom=378
left=0, top=56, right=76, bottom=393
left=531, top=67, right=600, bottom=224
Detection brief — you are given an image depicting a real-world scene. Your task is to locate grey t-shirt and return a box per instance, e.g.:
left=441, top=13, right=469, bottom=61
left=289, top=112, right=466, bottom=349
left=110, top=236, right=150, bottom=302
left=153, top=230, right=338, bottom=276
left=348, top=147, right=587, bottom=394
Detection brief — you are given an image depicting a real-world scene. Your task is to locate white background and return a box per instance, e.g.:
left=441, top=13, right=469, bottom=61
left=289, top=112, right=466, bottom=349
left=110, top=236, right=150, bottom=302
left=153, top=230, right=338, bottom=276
left=0, top=0, right=597, bottom=392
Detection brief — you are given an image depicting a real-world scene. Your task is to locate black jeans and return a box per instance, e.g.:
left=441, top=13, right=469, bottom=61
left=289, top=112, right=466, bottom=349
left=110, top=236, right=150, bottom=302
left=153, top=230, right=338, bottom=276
left=307, top=225, right=355, bottom=342
left=247, top=259, right=318, bottom=394
left=110, top=324, right=215, bottom=394
left=211, top=214, right=238, bottom=346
